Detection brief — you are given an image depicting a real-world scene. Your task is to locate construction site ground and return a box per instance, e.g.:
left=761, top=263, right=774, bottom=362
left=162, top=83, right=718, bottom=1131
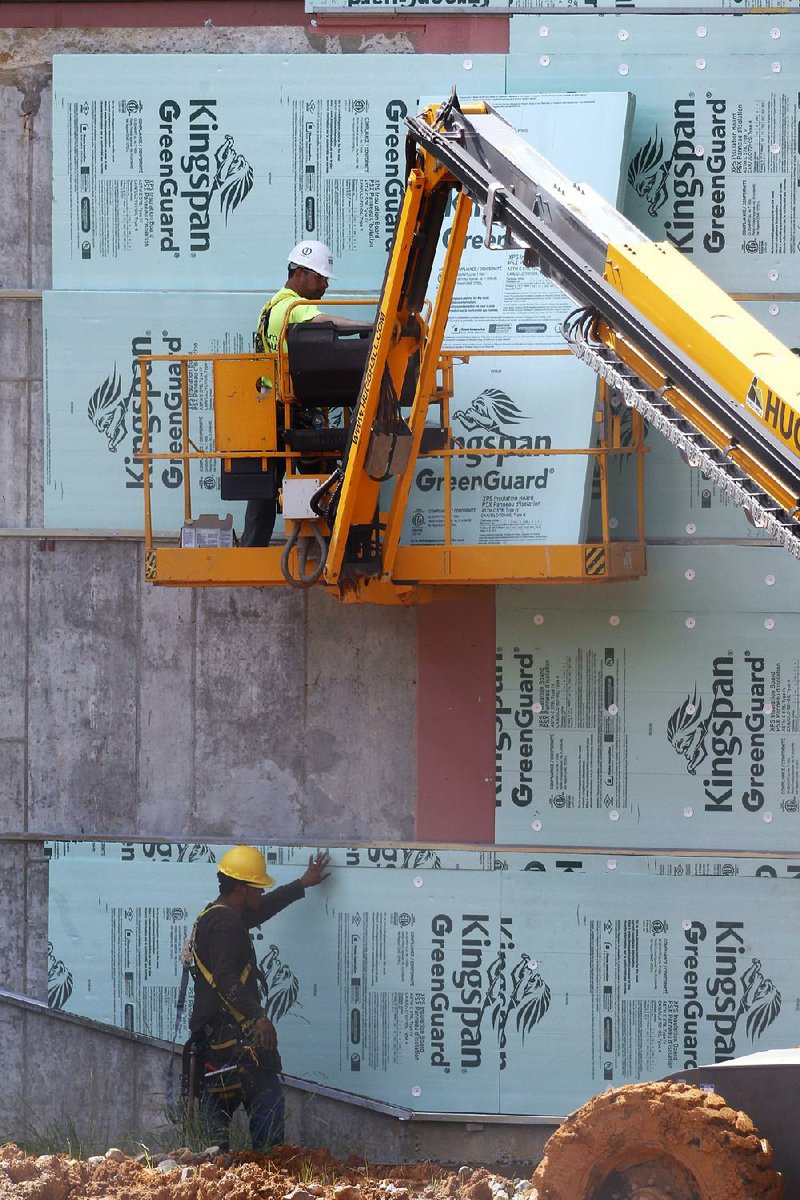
left=0, top=1142, right=534, bottom=1200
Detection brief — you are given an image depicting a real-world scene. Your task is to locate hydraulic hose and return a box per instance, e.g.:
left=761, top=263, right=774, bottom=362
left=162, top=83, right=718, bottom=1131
left=280, top=522, right=328, bottom=588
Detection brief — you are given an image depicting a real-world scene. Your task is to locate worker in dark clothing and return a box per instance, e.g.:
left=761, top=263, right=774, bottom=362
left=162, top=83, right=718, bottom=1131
left=186, top=844, right=330, bottom=1150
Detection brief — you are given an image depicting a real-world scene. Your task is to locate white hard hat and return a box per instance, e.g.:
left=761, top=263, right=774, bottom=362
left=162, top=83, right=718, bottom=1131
left=288, top=239, right=335, bottom=280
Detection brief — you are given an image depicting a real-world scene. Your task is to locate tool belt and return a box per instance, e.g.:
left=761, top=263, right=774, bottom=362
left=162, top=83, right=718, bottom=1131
left=183, top=1013, right=283, bottom=1107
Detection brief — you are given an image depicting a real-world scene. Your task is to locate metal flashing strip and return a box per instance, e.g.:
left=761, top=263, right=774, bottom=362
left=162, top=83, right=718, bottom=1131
left=10, top=832, right=800, bottom=860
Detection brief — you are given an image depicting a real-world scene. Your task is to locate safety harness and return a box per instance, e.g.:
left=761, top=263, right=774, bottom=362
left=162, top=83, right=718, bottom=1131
left=190, top=902, right=255, bottom=1028
left=254, top=295, right=284, bottom=356
left=186, top=902, right=265, bottom=1099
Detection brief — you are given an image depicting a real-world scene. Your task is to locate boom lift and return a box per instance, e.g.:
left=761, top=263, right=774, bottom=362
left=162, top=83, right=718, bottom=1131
left=140, top=93, right=800, bottom=604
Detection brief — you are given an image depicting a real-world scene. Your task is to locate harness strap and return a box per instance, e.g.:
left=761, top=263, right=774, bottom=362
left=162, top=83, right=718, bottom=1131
left=255, top=296, right=281, bottom=355
left=190, top=902, right=255, bottom=1030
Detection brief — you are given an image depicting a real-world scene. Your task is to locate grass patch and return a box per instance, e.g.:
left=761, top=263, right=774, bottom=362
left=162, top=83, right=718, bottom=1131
left=0, top=1107, right=110, bottom=1159
left=161, top=1097, right=251, bottom=1154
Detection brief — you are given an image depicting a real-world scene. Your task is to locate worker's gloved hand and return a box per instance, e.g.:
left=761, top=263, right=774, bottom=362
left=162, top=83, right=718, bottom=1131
left=253, top=1016, right=278, bottom=1050
left=300, top=850, right=331, bottom=888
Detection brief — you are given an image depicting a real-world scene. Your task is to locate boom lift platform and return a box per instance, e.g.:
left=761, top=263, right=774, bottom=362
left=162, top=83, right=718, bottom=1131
left=140, top=93, right=800, bottom=604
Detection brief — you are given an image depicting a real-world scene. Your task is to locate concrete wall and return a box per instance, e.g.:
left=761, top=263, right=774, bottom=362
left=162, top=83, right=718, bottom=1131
left=0, top=13, right=424, bottom=1158
left=0, top=990, right=552, bottom=1166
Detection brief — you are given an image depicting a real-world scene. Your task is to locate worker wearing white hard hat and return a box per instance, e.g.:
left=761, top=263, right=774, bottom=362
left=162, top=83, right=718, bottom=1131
left=288, top=239, right=335, bottom=281
left=241, top=239, right=366, bottom=548
left=255, top=239, right=363, bottom=358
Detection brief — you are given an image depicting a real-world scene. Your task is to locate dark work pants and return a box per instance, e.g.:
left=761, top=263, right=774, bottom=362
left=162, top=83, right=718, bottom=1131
left=202, top=1066, right=285, bottom=1151
left=241, top=497, right=278, bottom=548
left=240, top=456, right=286, bottom=548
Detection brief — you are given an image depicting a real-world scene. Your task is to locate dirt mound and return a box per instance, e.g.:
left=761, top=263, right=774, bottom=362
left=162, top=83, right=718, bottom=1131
left=0, top=1142, right=531, bottom=1200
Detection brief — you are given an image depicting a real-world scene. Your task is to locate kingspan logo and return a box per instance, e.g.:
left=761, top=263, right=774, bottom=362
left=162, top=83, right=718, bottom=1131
left=453, top=387, right=524, bottom=435
left=87, top=364, right=135, bottom=455
left=258, top=944, right=303, bottom=1024
left=415, top=388, right=553, bottom=496
left=667, top=686, right=710, bottom=775
left=48, top=941, right=74, bottom=1010
left=628, top=95, right=728, bottom=256
left=627, top=128, right=675, bottom=218
left=681, top=921, right=782, bottom=1068
left=157, top=99, right=254, bottom=255
left=87, top=332, right=191, bottom=493
left=666, top=651, right=770, bottom=814
left=212, top=134, right=254, bottom=223
left=429, top=914, right=551, bottom=1072
left=481, top=949, right=551, bottom=1068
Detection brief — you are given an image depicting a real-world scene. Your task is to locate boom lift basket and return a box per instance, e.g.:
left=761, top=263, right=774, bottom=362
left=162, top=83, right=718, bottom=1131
left=134, top=94, right=800, bottom=600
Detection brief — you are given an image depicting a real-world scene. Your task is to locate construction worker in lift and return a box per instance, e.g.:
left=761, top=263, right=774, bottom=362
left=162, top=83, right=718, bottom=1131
left=185, top=844, right=330, bottom=1150
left=241, top=239, right=366, bottom=548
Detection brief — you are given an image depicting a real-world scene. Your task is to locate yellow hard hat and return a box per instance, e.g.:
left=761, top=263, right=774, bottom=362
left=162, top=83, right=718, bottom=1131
left=218, top=845, right=275, bottom=888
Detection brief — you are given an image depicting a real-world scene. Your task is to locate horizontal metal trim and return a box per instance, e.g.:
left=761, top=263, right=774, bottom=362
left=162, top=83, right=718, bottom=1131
left=7, top=833, right=800, bottom=861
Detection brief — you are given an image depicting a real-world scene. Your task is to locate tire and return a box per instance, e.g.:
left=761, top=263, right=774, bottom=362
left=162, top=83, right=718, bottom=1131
left=531, top=1080, right=784, bottom=1200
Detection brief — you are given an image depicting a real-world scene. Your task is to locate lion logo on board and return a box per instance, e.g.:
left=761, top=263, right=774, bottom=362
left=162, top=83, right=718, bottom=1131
left=667, top=688, right=710, bottom=775
left=452, top=388, right=524, bottom=434
left=47, top=942, right=74, bottom=1011
left=212, top=134, right=254, bottom=223
left=259, top=944, right=304, bottom=1023
left=738, top=958, right=781, bottom=1040
left=87, top=365, right=136, bottom=453
left=481, top=950, right=551, bottom=1062
left=627, top=130, right=674, bottom=217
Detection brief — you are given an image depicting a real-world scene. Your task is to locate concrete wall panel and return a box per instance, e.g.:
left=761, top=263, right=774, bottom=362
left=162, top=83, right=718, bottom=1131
left=29, top=76, right=51, bottom=291
left=0, top=745, right=26, bottom=835
left=0, top=844, right=27, bottom=990
left=0, top=83, right=29, bottom=296
left=23, top=1010, right=139, bottom=1137
left=305, top=593, right=417, bottom=841
left=0, top=1007, right=25, bottom=1123
left=0, top=540, right=27, bottom=738
left=27, top=541, right=137, bottom=833
left=0, top=302, right=28, bottom=387
left=28, top=379, right=43, bottom=527
left=0, top=382, right=30, bottom=527
left=136, top=568, right=195, bottom=834
left=192, top=586, right=307, bottom=840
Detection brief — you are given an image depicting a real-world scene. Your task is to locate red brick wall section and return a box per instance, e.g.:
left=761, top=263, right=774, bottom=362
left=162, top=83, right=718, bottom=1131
left=416, top=588, right=496, bottom=843
left=1, top=0, right=510, bottom=52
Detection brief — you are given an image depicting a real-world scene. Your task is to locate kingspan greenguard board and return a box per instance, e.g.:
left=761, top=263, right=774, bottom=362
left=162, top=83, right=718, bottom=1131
left=51, top=54, right=504, bottom=292
left=495, top=546, right=800, bottom=851
left=43, top=290, right=258, bottom=530
left=46, top=82, right=631, bottom=538
left=47, top=840, right=800, bottom=1117
left=508, top=14, right=800, bottom=293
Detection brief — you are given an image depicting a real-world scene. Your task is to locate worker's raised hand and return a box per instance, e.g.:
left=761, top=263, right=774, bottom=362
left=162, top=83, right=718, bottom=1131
left=300, top=850, right=331, bottom=888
